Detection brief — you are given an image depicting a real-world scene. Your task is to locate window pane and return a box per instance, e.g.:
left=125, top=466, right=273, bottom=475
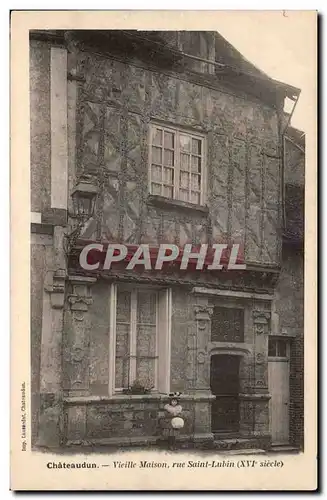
left=191, top=155, right=202, bottom=173
left=137, top=325, right=156, bottom=357
left=164, top=131, right=174, bottom=149
left=181, top=153, right=190, bottom=170
left=136, top=358, right=155, bottom=388
left=162, top=185, right=173, bottom=198
left=180, top=171, right=189, bottom=189
left=137, top=291, right=156, bottom=324
left=277, top=340, right=287, bottom=357
left=115, top=323, right=130, bottom=389
left=190, top=191, right=200, bottom=204
left=116, top=291, right=131, bottom=322
left=151, top=183, right=162, bottom=196
left=191, top=173, right=201, bottom=190
left=163, top=167, right=174, bottom=184
left=268, top=339, right=277, bottom=357
left=179, top=189, right=189, bottom=202
left=153, top=128, right=163, bottom=146
left=115, top=323, right=130, bottom=356
left=151, top=165, right=162, bottom=182
left=164, top=149, right=174, bottom=166
left=152, top=146, right=162, bottom=164
left=180, top=134, right=191, bottom=151
left=115, top=357, right=129, bottom=389
left=192, top=138, right=202, bottom=155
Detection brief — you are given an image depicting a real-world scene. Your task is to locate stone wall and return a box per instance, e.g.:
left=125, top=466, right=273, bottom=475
left=275, top=245, right=304, bottom=449
left=61, top=280, right=272, bottom=448
left=284, top=137, right=305, bottom=186
left=30, top=233, right=54, bottom=445
left=64, top=396, right=196, bottom=445
left=30, top=40, right=51, bottom=213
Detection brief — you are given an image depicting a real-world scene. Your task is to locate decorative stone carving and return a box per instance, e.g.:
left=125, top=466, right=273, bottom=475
left=45, top=268, right=67, bottom=309
left=189, top=303, right=213, bottom=394
left=70, top=345, right=86, bottom=363
left=194, top=305, right=213, bottom=321
left=256, top=353, right=265, bottom=364
left=63, top=276, right=96, bottom=394
left=197, top=349, right=207, bottom=364
left=68, top=295, right=93, bottom=310
left=252, top=310, right=271, bottom=335
left=67, top=276, right=96, bottom=319
left=253, top=310, right=271, bottom=323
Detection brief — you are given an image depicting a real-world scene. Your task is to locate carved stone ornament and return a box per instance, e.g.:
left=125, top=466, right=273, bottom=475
left=256, top=353, right=265, bottom=364
left=68, top=294, right=93, bottom=312
left=197, top=349, right=208, bottom=364
left=63, top=344, right=86, bottom=364
left=255, top=324, right=265, bottom=335
left=44, top=269, right=66, bottom=309
left=252, top=310, right=271, bottom=324
left=194, top=305, right=214, bottom=321
left=253, top=310, right=271, bottom=335
left=70, top=345, right=86, bottom=364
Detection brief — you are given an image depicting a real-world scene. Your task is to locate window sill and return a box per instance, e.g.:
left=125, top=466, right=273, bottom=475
left=63, top=393, right=167, bottom=404
left=147, top=194, right=209, bottom=215
left=63, top=393, right=215, bottom=404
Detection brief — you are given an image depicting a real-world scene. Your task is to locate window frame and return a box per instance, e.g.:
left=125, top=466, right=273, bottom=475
left=268, top=337, right=290, bottom=360
left=148, top=122, right=207, bottom=206
left=108, top=283, right=172, bottom=397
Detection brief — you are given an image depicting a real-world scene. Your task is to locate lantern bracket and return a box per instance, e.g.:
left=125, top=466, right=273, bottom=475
left=64, top=174, right=98, bottom=260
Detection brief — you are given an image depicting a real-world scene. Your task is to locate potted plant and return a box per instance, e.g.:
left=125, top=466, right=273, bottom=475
left=122, top=379, right=154, bottom=395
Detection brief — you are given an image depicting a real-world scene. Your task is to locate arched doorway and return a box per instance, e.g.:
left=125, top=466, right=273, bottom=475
left=210, top=354, right=240, bottom=434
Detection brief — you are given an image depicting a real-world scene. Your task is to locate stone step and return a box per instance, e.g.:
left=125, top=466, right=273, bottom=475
left=269, top=445, right=299, bottom=453
left=217, top=448, right=266, bottom=455
left=213, top=437, right=265, bottom=451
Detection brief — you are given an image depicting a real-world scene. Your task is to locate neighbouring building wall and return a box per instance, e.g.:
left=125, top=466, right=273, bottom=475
left=30, top=233, right=54, bottom=445
left=271, top=129, right=304, bottom=449
left=285, top=136, right=305, bottom=186
left=30, top=40, right=51, bottom=214
left=275, top=247, right=304, bottom=337
left=274, top=246, right=304, bottom=449
left=30, top=37, right=68, bottom=447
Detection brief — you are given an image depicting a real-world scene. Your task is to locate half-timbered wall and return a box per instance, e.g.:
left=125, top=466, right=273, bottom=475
left=68, top=47, right=281, bottom=267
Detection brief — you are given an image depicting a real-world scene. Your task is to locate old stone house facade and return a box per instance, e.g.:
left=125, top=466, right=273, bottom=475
left=30, top=30, right=304, bottom=451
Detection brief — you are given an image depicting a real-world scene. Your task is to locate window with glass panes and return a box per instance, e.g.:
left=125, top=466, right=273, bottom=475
left=109, top=284, right=172, bottom=395
left=149, top=125, right=205, bottom=205
left=268, top=338, right=289, bottom=358
left=115, top=287, right=158, bottom=390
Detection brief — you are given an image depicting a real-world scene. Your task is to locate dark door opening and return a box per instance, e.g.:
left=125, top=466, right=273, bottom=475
left=210, top=354, right=240, bottom=434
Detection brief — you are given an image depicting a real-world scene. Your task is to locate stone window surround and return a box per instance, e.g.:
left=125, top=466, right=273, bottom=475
left=108, top=283, right=172, bottom=397
left=114, top=285, right=159, bottom=392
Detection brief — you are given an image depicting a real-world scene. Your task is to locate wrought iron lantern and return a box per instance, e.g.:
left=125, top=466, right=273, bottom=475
left=71, top=175, right=98, bottom=219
